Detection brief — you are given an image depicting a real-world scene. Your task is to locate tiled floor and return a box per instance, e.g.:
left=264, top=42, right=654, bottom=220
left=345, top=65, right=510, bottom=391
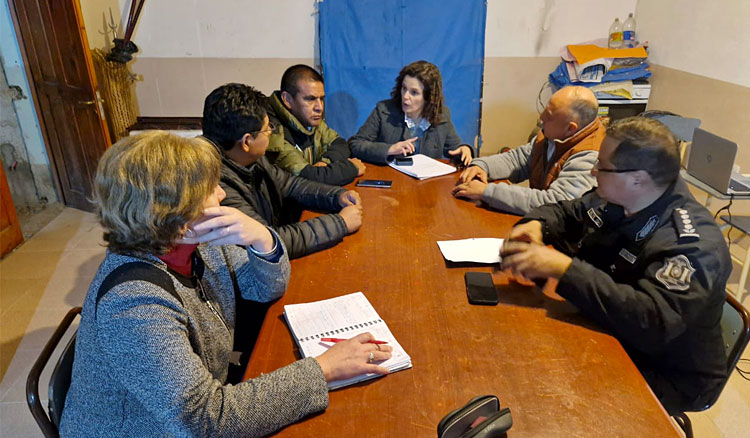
left=1, top=207, right=749, bottom=437
left=16, top=202, right=65, bottom=241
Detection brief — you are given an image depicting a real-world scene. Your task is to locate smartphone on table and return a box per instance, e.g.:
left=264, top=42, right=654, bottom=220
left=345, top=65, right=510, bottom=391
left=356, top=179, right=392, bottom=188
left=465, top=272, right=498, bottom=305
left=394, top=156, right=413, bottom=166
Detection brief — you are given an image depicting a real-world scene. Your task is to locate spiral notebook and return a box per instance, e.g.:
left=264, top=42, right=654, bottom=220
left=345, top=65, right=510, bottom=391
left=283, top=292, right=412, bottom=389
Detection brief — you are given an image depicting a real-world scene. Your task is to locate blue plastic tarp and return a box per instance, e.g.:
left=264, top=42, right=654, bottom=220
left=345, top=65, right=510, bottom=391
left=319, top=0, right=486, bottom=149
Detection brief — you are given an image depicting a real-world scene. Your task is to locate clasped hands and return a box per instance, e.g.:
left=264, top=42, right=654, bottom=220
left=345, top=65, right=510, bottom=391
left=500, top=220, right=572, bottom=281
left=313, top=158, right=366, bottom=176
left=451, top=165, right=489, bottom=200
left=338, top=190, right=363, bottom=234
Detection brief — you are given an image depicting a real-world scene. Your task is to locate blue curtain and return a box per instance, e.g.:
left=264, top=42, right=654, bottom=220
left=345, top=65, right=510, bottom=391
left=319, top=0, right=487, bottom=150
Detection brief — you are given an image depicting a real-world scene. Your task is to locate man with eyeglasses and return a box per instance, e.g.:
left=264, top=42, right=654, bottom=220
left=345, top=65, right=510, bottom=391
left=500, top=116, right=731, bottom=414
left=453, top=86, right=604, bottom=215
left=202, top=83, right=362, bottom=261
left=266, top=64, right=366, bottom=185
left=201, top=83, right=364, bottom=381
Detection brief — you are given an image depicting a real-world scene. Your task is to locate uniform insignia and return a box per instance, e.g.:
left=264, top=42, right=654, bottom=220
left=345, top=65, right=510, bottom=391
left=587, top=208, right=603, bottom=228
left=636, top=215, right=659, bottom=241
left=619, top=248, right=637, bottom=264
left=672, top=208, right=700, bottom=241
left=655, top=255, right=695, bottom=291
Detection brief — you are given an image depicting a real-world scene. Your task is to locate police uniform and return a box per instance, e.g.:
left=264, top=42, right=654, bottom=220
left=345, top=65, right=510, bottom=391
left=519, top=177, right=731, bottom=413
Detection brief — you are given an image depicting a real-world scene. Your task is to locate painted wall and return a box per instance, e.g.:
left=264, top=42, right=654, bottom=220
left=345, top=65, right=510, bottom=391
left=116, top=0, right=317, bottom=118
left=112, top=0, right=637, bottom=154
left=636, top=0, right=750, bottom=170
left=637, top=0, right=749, bottom=88
left=482, top=0, right=637, bottom=154
left=79, top=0, right=122, bottom=51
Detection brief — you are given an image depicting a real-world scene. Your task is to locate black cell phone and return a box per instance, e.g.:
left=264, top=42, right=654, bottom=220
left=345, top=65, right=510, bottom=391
left=465, top=272, right=498, bottom=305
left=394, top=156, right=413, bottom=166
left=355, top=179, right=392, bottom=188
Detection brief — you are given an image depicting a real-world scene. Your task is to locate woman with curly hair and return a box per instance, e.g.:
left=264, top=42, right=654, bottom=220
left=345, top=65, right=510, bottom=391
left=350, top=60, right=474, bottom=165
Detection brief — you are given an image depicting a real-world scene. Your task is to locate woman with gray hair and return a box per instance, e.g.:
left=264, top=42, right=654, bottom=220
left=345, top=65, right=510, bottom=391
left=59, top=131, right=392, bottom=437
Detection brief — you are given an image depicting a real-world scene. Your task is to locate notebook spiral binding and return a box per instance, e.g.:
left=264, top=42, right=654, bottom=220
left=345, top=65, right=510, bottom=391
left=299, top=319, right=383, bottom=342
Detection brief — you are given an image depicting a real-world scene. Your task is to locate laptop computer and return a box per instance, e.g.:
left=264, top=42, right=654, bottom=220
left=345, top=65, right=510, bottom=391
left=686, top=127, right=750, bottom=195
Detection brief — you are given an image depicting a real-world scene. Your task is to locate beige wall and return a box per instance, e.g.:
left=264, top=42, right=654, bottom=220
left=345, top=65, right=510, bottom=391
left=131, top=57, right=311, bottom=117
left=648, top=65, right=750, bottom=167
left=104, top=0, right=636, bottom=122
left=79, top=0, right=122, bottom=51
left=636, top=0, right=750, bottom=88
left=480, top=57, right=560, bottom=156
left=131, top=55, right=564, bottom=159
left=648, top=64, right=750, bottom=215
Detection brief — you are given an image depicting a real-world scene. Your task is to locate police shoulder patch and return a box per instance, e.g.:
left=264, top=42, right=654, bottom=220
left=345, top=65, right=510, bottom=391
left=587, top=208, right=603, bottom=228
left=672, top=208, right=700, bottom=241
left=655, top=255, right=695, bottom=291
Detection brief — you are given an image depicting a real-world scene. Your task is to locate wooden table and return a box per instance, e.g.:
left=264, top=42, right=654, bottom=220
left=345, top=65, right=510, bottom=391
left=245, top=164, right=681, bottom=437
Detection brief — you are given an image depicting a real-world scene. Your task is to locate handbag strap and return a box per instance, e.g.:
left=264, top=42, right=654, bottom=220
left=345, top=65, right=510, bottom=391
left=95, top=262, right=181, bottom=318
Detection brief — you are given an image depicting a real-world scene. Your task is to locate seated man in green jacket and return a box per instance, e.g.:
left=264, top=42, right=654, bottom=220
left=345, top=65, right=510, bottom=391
left=267, top=64, right=366, bottom=186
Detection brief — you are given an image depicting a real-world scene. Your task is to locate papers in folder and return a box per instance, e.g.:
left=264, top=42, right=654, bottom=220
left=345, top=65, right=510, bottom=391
left=283, top=292, right=412, bottom=390
left=388, top=154, right=456, bottom=180
left=437, top=238, right=504, bottom=264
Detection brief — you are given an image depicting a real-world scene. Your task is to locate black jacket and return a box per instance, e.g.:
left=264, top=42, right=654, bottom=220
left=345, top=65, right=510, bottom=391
left=202, top=137, right=349, bottom=259
left=520, top=178, right=730, bottom=413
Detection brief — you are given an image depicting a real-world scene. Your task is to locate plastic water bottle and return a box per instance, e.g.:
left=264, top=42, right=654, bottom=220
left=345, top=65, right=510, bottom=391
left=608, top=18, right=623, bottom=49
left=623, top=13, right=636, bottom=48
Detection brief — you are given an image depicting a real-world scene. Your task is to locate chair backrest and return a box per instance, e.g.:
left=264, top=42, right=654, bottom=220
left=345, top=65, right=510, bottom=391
left=721, top=293, right=750, bottom=373
left=694, top=292, right=750, bottom=412
left=48, top=331, right=78, bottom=428
left=26, top=307, right=82, bottom=438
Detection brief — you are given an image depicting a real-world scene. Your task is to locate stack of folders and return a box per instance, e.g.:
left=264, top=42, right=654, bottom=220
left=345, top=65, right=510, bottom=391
left=388, top=154, right=456, bottom=180
left=283, top=292, right=412, bottom=389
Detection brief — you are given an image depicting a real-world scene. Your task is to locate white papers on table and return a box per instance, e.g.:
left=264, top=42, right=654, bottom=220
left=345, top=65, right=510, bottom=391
left=437, top=238, right=504, bottom=264
left=388, top=154, right=456, bottom=180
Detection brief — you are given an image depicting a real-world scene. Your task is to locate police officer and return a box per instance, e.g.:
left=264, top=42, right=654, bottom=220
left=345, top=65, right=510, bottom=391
left=501, top=116, right=731, bottom=414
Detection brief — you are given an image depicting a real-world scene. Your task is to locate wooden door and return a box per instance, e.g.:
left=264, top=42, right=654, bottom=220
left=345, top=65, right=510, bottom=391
left=0, top=161, right=24, bottom=257
left=9, top=0, right=110, bottom=211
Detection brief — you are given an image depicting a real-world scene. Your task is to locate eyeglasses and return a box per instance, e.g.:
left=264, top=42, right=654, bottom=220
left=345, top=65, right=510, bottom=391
left=593, top=159, right=641, bottom=173
left=253, top=121, right=276, bottom=135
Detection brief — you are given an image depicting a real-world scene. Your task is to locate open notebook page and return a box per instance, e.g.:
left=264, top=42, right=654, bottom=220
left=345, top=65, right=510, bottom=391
left=283, top=292, right=412, bottom=389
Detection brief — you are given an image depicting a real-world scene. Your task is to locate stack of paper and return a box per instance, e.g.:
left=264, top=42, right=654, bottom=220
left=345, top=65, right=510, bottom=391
left=437, top=238, right=504, bottom=264
left=388, top=154, right=456, bottom=180
left=284, top=292, right=412, bottom=389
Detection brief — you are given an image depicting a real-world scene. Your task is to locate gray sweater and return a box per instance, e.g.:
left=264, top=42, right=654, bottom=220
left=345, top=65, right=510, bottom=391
left=60, top=241, right=329, bottom=437
left=470, top=141, right=598, bottom=215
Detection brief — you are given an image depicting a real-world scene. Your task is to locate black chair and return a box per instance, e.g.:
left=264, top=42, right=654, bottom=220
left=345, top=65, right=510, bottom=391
left=719, top=215, right=750, bottom=299
left=26, top=307, right=82, bottom=438
left=673, top=293, right=750, bottom=438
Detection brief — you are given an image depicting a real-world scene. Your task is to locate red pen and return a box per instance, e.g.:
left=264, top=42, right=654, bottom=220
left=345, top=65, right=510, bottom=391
left=320, top=337, right=388, bottom=345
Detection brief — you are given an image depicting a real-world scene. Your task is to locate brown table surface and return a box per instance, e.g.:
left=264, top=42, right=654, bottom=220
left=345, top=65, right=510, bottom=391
left=244, top=163, right=681, bottom=437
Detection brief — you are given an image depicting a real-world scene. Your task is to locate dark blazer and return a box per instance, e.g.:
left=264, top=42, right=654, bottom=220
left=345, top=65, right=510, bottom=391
left=349, top=99, right=474, bottom=164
